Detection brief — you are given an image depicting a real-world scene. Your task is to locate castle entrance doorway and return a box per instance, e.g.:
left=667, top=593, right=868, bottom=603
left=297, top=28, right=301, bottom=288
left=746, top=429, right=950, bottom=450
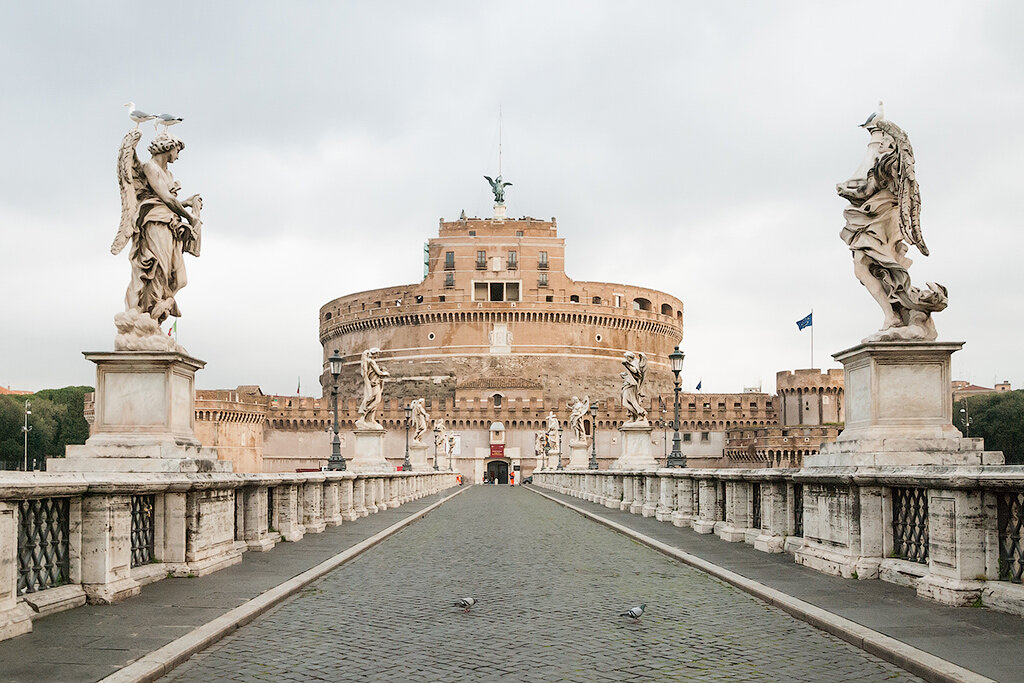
left=486, top=459, right=509, bottom=484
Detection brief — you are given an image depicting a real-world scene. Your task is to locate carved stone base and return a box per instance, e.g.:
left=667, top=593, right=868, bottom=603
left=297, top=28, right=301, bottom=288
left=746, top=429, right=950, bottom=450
left=51, top=351, right=230, bottom=473
left=567, top=441, right=590, bottom=469
left=806, top=342, right=1003, bottom=467
left=0, top=603, right=32, bottom=642
left=611, top=425, right=657, bottom=470
left=409, top=443, right=430, bottom=471
left=753, top=532, right=785, bottom=553
left=84, top=576, right=141, bottom=604
left=350, top=430, right=391, bottom=472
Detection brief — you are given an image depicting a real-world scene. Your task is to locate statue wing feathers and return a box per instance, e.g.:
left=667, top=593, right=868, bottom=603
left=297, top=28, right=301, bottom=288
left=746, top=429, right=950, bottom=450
left=112, top=129, right=145, bottom=255
left=483, top=175, right=494, bottom=186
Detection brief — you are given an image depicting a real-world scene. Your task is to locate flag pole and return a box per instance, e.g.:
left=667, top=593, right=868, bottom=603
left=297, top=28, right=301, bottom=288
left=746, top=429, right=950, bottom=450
left=810, top=308, right=814, bottom=369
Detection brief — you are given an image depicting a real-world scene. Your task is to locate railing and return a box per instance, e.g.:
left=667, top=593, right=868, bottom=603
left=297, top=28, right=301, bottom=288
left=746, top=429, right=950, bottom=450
left=0, top=470, right=458, bottom=643
left=17, top=497, right=70, bottom=595
left=530, top=467, right=1024, bottom=616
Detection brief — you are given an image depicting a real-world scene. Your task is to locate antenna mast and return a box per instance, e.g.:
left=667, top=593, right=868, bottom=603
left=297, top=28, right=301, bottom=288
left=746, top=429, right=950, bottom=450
left=498, top=105, right=503, bottom=176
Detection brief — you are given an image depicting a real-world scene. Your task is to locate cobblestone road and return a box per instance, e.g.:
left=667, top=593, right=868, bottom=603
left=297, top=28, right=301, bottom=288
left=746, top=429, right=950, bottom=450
left=165, top=486, right=917, bottom=682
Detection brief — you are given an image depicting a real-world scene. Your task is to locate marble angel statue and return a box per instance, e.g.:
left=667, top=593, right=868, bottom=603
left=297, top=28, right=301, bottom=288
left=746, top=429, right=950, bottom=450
left=112, top=128, right=202, bottom=350
left=620, top=351, right=649, bottom=424
left=837, top=104, right=947, bottom=341
left=411, top=398, right=429, bottom=444
left=568, top=395, right=590, bottom=443
left=355, top=348, right=389, bottom=429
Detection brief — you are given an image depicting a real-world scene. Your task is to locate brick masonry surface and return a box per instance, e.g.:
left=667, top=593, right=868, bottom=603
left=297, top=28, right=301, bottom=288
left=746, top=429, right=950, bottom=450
left=164, top=486, right=917, bottom=682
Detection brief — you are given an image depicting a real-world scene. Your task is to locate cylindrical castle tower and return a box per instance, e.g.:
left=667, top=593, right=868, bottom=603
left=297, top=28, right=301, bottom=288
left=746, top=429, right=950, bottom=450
left=318, top=215, right=684, bottom=405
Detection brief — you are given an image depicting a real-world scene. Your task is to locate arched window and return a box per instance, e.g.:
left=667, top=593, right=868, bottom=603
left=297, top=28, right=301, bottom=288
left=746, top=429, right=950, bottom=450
left=632, top=297, right=652, bottom=311
left=493, top=394, right=502, bottom=408
left=660, top=303, right=672, bottom=316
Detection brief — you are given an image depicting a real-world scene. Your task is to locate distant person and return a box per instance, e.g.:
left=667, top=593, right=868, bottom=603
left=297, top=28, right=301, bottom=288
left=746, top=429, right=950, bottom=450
left=509, top=472, right=515, bottom=487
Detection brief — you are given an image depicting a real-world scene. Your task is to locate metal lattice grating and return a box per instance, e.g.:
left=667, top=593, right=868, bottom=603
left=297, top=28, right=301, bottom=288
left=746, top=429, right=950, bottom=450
left=717, top=482, right=727, bottom=521
left=891, top=487, right=929, bottom=564
left=751, top=483, right=761, bottom=530
left=267, top=487, right=275, bottom=532
left=130, top=494, right=156, bottom=567
left=997, top=492, right=1024, bottom=583
left=17, top=498, right=70, bottom=595
left=692, top=485, right=700, bottom=516
left=792, top=484, right=803, bottom=537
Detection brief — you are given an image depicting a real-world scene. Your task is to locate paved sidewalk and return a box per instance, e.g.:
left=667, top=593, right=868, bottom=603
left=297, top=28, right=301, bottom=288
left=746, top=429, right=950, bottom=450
left=166, top=486, right=917, bottom=682
left=0, top=488, right=456, bottom=683
left=529, top=486, right=1024, bottom=682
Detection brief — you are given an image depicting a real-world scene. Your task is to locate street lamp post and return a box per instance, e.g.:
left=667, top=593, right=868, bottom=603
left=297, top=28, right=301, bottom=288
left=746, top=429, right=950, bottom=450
left=556, top=426, right=564, bottom=470
left=327, top=350, right=346, bottom=471
left=661, top=400, right=667, bottom=460
left=22, top=400, right=32, bottom=471
left=433, top=425, right=440, bottom=471
left=403, top=403, right=413, bottom=472
left=588, top=402, right=599, bottom=470
left=959, top=398, right=973, bottom=438
left=666, top=346, right=686, bottom=468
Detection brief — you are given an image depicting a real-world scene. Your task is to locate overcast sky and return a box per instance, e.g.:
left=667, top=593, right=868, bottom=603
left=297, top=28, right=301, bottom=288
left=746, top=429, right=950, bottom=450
left=1, top=2, right=1021, bottom=397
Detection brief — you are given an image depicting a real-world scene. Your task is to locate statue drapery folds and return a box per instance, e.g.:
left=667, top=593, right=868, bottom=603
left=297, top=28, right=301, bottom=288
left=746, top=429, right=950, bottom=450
left=837, top=108, right=947, bottom=342
left=113, top=128, right=203, bottom=351
left=620, top=351, right=649, bottom=425
left=356, top=348, right=389, bottom=430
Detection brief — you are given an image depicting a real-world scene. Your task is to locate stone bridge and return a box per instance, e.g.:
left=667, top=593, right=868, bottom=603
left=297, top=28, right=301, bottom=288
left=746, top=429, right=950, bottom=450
left=0, top=471, right=1022, bottom=681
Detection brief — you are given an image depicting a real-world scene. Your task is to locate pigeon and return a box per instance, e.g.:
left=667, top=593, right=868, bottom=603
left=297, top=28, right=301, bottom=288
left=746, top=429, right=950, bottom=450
left=124, top=102, right=156, bottom=128
left=620, top=603, right=646, bottom=621
left=453, top=597, right=477, bottom=613
left=155, top=113, right=184, bottom=132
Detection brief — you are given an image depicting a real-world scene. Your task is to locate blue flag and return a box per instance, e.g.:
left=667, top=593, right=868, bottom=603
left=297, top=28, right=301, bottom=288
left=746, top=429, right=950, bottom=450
left=695, top=379, right=702, bottom=391
left=796, top=312, right=813, bottom=330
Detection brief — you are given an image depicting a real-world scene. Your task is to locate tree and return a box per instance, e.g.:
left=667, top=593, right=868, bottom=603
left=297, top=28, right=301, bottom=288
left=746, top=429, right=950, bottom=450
left=955, top=391, right=1024, bottom=465
left=0, top=386, right=93, bottom=469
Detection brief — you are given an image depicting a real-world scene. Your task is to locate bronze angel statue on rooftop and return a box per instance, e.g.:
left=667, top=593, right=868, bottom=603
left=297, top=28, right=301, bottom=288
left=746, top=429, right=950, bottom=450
left=111, top=127, right=202, bottom=350
left=837, top=104, right=947, bottom=342
left=484, top=174, right=512, bottom=204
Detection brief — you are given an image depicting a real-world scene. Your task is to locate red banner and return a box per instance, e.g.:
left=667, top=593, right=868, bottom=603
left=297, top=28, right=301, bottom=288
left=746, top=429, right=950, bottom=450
left=490, top=444, right=505, bottom=457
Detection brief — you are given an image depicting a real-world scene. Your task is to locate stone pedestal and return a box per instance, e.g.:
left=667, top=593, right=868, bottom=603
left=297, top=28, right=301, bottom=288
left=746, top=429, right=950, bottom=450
left=567, top=440, right=589, bottom=469
left=50, top=351, right=230, bottom=473
left=350, top=430, right=392, bottom=472
left=611, top=423, right=657, bottom=470
left=805, top=342, right=1002, bottom=467
left=409, top=443, right=430, bottom=471
left=493, top=202, right=507, bottom=220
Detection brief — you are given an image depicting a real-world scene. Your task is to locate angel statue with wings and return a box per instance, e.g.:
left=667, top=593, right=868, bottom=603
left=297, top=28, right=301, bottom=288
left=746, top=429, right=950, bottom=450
left=621, top=351, right=649, bottom=425
left=483, top=174, right=512, bottom=204
left=836, top=105, right=947, bottom=342
left=112, top=128, right=202, bottom=347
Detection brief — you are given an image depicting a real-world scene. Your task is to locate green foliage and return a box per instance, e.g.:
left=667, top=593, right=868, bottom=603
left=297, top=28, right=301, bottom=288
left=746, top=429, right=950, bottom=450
left=955, top=391, right=1024, bottom=465
left=0, top=386, right=93, bottom=469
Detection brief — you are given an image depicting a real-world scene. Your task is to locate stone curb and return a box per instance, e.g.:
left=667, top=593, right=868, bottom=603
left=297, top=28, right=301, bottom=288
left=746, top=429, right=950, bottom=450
left=100, top=485, right=470, bottom=683
left=526, top=486, right=992, bottom=683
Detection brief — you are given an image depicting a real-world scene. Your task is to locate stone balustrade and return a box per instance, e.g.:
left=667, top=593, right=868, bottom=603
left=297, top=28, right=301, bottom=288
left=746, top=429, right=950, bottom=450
left=0, top=470, right=457, bottom=643
left=532, top=468, right=1024, bottom=617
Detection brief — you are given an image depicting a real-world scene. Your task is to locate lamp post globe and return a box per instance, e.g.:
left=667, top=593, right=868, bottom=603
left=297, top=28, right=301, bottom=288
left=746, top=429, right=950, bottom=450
left=666, top=346, right=686, bottom=468
left=327, top=350, right=345, bottom=471
left=403, top=403, right=413, bottom=472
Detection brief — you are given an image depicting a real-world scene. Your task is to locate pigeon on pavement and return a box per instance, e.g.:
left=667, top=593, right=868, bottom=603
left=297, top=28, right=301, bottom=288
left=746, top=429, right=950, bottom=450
left=620, top=603, right=646, bottom=620
left=454, top=597, right=477, bottom=613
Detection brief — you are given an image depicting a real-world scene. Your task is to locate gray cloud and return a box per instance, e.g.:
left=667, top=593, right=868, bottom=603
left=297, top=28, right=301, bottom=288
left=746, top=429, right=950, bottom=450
left=1, top=1, right=1021, bottom=396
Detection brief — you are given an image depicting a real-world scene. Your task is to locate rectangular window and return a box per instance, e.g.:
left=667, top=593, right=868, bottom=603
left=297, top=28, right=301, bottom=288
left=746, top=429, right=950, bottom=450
left=474, top=282, right=488, bottom=300
left=701, top=432, right=710, bottom=442
left=538, top=273, right=548, bottom=287
left=538, top=251, right=549, bottom=269
left=507, top=250, right=518, bottom=269
left=515, top=230, right=523, bottom=237
left=506, top=282, right=520, bottom=302
left=445, top=273, right=454, bottom=288
left=614, top=294, right=621, bottom=307
left=683, top=433, right=692, bottom=442
left=476, top=250, right=486, bottom=269
left=444, top=251, right=455, bottom=269
left=489, top=282, right=504, bottom=301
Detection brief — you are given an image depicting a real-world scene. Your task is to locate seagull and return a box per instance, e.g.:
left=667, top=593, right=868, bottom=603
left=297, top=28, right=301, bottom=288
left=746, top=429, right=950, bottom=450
left=620, top=603, right=646, bottom=621
left=124, top=102, right=156, bottom=128
left=453, top=597, right=477, bottom=613
left=155, top=113, right=184, bottom=132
